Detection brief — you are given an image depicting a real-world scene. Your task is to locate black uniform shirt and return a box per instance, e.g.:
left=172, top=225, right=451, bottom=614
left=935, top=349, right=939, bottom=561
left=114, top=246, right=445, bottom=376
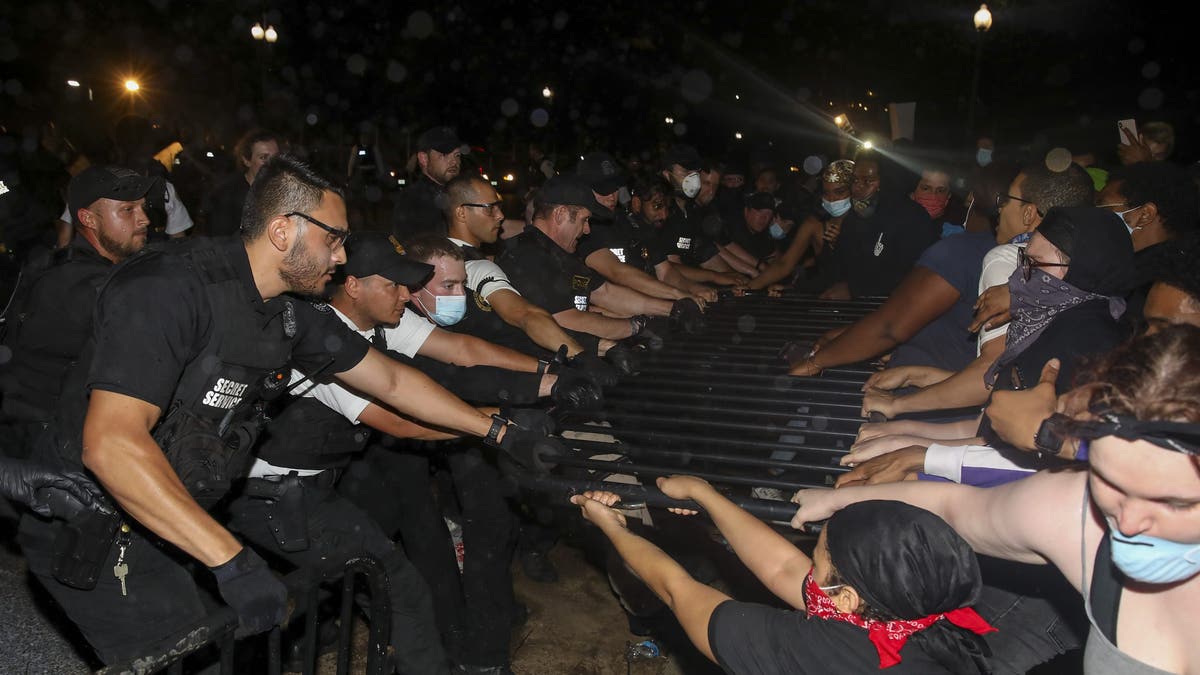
left=576, top=208, right=669, bottom=273
left=203, top=173, right=249, bottom=237
left=391, top=173, right=447, bottom=238
left=497, top=225, right=602, bottom=314
left=88, top=238, right=370, bottom=412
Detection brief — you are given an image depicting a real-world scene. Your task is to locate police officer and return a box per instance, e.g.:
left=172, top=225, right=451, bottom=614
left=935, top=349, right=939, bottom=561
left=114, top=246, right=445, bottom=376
left=16, top=155, right=553, bottom=669
left=498, top=175, right=683, bottom=345
left=392, top=125, right=462, bottom=238
left=234, top=232, right=563, bottom=674
left=1, top=166, right=158, bottom=459
left=573, top=152, right=716, bottom=310
left=441, top=174, right=621, bottom=382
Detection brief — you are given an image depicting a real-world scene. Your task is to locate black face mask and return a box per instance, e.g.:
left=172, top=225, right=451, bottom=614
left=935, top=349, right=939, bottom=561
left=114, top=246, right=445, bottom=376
left=852, top=192, right=879, bottom=218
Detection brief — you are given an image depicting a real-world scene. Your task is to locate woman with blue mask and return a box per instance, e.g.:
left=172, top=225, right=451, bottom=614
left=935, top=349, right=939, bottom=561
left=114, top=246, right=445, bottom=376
left=794, top=324, right=1200, bottom=675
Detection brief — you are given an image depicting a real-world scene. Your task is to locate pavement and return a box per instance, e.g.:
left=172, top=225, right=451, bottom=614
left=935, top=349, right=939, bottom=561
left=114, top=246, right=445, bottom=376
left=0, top=513, right=93, bottom=674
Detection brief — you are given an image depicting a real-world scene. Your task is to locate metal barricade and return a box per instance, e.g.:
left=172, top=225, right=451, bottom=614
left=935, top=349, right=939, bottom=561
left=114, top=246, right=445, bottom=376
left=542, top=292, right=885, bottom=517
left=96, top=555, right=391, bottom=675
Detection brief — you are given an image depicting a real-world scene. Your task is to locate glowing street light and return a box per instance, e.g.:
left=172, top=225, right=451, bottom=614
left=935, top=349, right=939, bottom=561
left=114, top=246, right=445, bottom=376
left=66, top=79, right=81, bottom=87
left=833, top=114, right=848, bottom=128
left=124, top=79, right=140, bottom=92
left=974, top=4, right=993, bottom=31
left=264, top=25, right=278, bottom=43
left=503, top=173, right=515, bottom=182
left=966, top=3, right=993, bottom=138
left=542, top=86, right=553, bottom=99
left=664, top=116, right=674, bottom=124
left=734, top=132, right=743, bottom=140
left=250, top=22, right=265, bottom=40
left=862, top=140, right=875, bottom=150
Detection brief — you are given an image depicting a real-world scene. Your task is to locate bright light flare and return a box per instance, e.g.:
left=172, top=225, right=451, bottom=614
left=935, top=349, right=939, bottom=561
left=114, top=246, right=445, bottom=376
left=542, top=86, right=553, bottom=98
left=124, top=79, right=140, bottom=92
left=264, top=25, right=278, bottom=43
left=66, top=79, right=81, bottom=87
left=503, top=173, right=515, bottom=182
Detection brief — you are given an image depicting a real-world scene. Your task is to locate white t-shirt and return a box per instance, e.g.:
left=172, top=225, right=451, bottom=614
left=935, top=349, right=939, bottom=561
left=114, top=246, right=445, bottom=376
left=249, top=305, right=435, bottom=478
left=976, top=243, right=1021, bottom=353
left=61, top=180, right=193, bottom=235
left=448, top=237, right=519, bottom=300
left=289, top=305, right=435, bottom=422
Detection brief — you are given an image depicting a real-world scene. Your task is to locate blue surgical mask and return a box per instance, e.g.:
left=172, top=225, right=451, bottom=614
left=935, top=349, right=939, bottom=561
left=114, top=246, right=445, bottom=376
left=1108, top=520, right=1200, bottom=584
left=976, top=148, right=993, bottom=167
left=1009, top=232, right=1033, bottom=245
left=768, top=222, right=787, bottom=240
left=418, top=292, right=466, bottom=326
left=822, top=198, right=852, bottom=218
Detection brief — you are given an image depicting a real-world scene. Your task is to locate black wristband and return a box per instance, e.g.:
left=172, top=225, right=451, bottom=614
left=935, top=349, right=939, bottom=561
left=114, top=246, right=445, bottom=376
left=487, top=415, right=507, bottom=444
left=1034, top=413, right=1070, bottom=455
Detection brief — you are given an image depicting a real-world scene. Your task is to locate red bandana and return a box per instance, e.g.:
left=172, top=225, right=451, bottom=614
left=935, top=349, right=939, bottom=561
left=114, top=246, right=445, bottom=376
left=803, top=571, right=997, bottom=668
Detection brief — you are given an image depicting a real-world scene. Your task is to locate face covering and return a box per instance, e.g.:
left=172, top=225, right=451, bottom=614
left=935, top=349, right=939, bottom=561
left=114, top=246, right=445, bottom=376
left=802, top=570, right=996, bottom=668
left=680, top=172, right=701, bottom=199
left=768, top=222, right=787, bottom=240
left=1108, top=520, right=1200, bottom=584
left=976, top=148, right=993, bottom=166
left=1113, top=205, right=1144, bottom=236
left=914, top=192, right=950, bottom=219
left=417, top=292, right=466, bottom=326
left=852, top=194, right=878, bottom=218
left=823, top=198, right=852, bottom=218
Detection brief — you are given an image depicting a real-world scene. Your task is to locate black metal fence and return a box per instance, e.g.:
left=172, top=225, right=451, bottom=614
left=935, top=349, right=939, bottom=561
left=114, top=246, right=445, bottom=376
left=97, top=555, right=392, bottom=675
left=542, top=292, right=885, bottom=520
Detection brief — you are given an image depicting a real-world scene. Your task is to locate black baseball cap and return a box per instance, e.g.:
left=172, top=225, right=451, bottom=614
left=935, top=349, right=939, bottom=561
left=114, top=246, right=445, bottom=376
left=537, top=175, right=604, bottom=214
left=576, top=152, right=626, bottom=195
left=343, top=232, right=434, bottom=286
left=66, top=166, right=161, bottom=226
left=416, top=126, right=462, bottom=154
left=745, top=192, right=777, bottom=211
left=660, top=144, right=702, bottom=172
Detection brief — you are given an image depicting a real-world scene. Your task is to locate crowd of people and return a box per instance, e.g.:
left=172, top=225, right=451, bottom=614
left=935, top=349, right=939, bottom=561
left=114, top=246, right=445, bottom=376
left=0, top=109, right=1198, bottom=675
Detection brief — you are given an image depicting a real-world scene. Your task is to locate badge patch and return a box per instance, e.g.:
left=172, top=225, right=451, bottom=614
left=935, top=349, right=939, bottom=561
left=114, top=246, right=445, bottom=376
left=574, top=295, right=589, bottom=311
left=676, top=237, right=692, bottom=251
left=609, top=247, right=626, bottom=263
left=571, top=275, right=591, bottom=291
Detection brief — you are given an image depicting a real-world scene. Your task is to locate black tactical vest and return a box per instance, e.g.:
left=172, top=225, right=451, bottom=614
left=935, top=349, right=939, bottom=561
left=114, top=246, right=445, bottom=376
left=142, top=243, right=296, bottom=507
left=1, top=239, right=111, bottom=422
left=255, top=396, right=372, bottom=471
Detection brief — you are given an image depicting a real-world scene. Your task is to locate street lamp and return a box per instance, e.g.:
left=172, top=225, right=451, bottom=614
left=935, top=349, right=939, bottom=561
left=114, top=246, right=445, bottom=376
left=542, top=86, right=553, bottom=99
left=124, top=79, right=140, bottom=92
left=250, top=21, right=279, bottom=104
left=966, top=3, right=992, bottom=139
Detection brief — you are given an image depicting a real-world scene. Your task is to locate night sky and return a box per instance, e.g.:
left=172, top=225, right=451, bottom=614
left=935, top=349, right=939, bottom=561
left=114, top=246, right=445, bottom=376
left=1, top=0, right=1195, bottom=167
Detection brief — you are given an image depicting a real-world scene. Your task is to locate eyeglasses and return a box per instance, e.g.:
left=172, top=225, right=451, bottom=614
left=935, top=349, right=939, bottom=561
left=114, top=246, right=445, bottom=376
left=995, top=192, right=1037, bottom=212
left=461, top=200, right=504, bottom=216
left=1095, top=202, right=1130, bottom=210
left=1018, top=247, right=1069, bottom=282
left=285, top=211, right=350, bottom=250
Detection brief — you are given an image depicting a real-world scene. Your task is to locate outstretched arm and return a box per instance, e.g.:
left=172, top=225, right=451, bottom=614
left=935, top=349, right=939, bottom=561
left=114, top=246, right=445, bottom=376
left=657, top=476, right=812, bottom=609
left=572, top=492, right=730, bottom=663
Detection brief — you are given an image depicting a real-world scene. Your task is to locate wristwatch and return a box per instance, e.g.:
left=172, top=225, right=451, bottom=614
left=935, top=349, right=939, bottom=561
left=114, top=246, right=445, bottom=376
left=487, top=415, right=507, bottom=444
left=1033, top=413, right=1072, bottom=457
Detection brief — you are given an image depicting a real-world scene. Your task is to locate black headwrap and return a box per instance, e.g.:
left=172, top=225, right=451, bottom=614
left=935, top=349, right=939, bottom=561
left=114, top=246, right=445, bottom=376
left=826, top=500, right=993, bottom=673
left=1072, top=413, right=1200, bottom=456
left=1037, top=206, right=1137, bottom=297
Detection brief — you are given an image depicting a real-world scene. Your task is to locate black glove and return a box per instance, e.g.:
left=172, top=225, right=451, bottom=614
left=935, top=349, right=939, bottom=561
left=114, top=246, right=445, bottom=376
left=604, top=342, right=642, bottom=377
left=486, top=410, right=563, bottom=473
left=633, top=325, right=665, bottom=351
left=568, top=352, right=619, bottom=388
left=0, top=458, right=111, bottom=520
left=670, top=298, right=706, bottom=334
left=210, top=547, right=288, bottom=637
left=550, top=368, right=604, bottom=411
